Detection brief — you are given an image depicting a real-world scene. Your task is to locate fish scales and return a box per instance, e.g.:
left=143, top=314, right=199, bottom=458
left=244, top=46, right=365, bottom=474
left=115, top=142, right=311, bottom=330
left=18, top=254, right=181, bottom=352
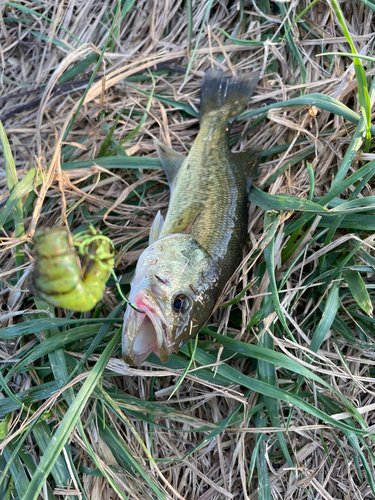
left=122, top=68, right=259, bottom=365
left=160, top=117, right=248, bottom=287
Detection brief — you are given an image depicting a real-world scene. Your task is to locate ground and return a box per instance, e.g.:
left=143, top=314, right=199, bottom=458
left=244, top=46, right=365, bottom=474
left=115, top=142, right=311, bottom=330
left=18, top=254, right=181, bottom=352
left=1, top=1, right=375, bottom=499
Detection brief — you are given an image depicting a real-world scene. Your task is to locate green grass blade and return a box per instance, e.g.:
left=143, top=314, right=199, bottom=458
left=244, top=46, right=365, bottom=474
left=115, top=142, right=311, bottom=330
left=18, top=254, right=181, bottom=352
left=187, top=0, right=193, bottom=58
left=359, top=0, right=375, bottom=11
left=257, top=438, right=271, bottom=499
left=278, top=2, right=306, bottom=84
left=184, top=0, right=214, bottom=81
left=168, top=335, right=198, bottom=400
left=344, top=270, right=373, bottom=316
left=330, top=0, right=371, bottom=143
left=32, top=422, right=78, bottom=500
left=240, top=93, right=375, bottom=133
left=0, top=168, right=43, bottom=231
left=329, top=66, right=375, bottom=191
left=249, top=186, right=328, bottom=214
left=5, top=325, right=103, bottom=381
left=62, top=155, right=161, bottom=171
left=0, top=382, right=59, bottom=416
left=0, top=317, right=118, bottom=340
left=309, top=280, right=340, bottom=351
left=216, top=27, right=277, bottom=46
left=0, top=121, right=25, bottom=276
left=125, top=84, right=198, bottom=118
left=3, top=444, right=30, bottom=498
left=318, top=52, right=375, bottom=64
left=98, top=110, right=123, bottom=157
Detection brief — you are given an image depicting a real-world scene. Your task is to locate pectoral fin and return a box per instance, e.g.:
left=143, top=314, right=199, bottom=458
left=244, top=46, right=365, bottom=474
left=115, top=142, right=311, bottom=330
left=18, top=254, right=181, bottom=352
left=154, top=141, right=185, bottom=195
left=234, top=149, right=262, bottom=188
left=149, top=210, right=164, bottom=244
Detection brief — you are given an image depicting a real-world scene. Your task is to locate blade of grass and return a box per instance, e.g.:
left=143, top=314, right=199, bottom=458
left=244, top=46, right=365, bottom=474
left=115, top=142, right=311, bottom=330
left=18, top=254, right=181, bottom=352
left=344, top=269, right=373, bottom=316
left=4, top=325, right=103, bottom=382
left=240, top=93, right=375, bottom=134
left=309, top=280, right=340, bottom=354
left=0, top=121, right=25, bottom=277
left=187, top=0, right=193, bottom=58
left=61, top=155, right=161, bottom=171
left=0, top=168, right=43, bottom=232
left=0, top=317, right=118, bottom=341
left=168, top=335, right=199, bottom=400
left=184, top=0, right=214, bottom=82
left=329, top=69, right=375, bottom=191
left=98, top=109, right=124, bottom=157
left=3, top=443, right=30, bottom=499
left=359, top=0, right=375, bottom=11
left=330, top=0, right=371, bottom=147
left=260, top=212, right=293, bottom=465
left=6, top=2, right=81, bottom=44
left=277, top=2, right=306, bottom=84
left=317, top=52, right=375, bottom=64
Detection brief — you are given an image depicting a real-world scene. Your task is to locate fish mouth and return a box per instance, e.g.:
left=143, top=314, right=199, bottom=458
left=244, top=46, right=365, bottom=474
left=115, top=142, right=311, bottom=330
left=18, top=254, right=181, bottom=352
left=122, top=289, right=171, bottom=365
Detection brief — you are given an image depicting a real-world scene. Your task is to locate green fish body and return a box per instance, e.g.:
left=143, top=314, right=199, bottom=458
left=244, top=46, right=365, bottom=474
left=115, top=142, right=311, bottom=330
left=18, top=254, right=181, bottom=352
left=122, top=68, right=259, bottom=365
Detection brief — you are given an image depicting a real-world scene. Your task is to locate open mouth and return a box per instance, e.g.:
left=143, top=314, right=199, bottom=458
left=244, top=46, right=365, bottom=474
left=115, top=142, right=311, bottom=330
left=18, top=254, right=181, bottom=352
left=122, top=290, right=170, bottom=365
left=133, top=312, right=158, bottom=358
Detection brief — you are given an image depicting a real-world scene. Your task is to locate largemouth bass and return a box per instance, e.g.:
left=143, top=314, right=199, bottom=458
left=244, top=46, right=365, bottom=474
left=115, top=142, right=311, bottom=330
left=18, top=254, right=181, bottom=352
left=122, top=68, right=259, bottom=365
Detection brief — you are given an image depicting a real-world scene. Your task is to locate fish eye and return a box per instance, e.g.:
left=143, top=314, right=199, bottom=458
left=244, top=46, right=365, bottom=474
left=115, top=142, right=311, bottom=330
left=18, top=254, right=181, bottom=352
left=172, top=294, right=190, bottom=313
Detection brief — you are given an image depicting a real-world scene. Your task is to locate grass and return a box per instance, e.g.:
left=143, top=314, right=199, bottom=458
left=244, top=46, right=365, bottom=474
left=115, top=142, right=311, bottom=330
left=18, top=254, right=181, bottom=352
left=1, top=0, right=375, bottom=499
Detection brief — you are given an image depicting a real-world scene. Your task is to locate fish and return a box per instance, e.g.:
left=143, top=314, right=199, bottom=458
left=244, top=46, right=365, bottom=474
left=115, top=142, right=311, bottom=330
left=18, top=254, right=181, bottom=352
left=122, top=68, right=259, bottom=365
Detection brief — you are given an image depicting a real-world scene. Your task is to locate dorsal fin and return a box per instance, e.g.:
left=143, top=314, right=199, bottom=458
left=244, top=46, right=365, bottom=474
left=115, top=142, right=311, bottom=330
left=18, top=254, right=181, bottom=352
left=233, top=149, right=262, bottom=188
left=149, top=210, right=164, bottom=244
left=154, top=141, right=185, bottom=195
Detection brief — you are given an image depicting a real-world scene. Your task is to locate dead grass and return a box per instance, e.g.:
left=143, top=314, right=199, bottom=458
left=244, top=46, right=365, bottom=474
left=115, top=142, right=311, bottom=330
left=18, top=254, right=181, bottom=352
left=2, top=1, right=375, bottom=499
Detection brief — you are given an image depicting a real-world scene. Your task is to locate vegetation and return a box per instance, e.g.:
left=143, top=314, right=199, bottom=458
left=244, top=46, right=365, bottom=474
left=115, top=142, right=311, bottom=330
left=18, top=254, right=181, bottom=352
left=1, top=0, right=375, bottom=498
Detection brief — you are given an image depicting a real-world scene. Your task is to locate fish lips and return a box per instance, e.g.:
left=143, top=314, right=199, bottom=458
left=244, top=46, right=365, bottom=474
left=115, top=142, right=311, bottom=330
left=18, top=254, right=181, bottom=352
left=122, top=289, right=171, bottom=365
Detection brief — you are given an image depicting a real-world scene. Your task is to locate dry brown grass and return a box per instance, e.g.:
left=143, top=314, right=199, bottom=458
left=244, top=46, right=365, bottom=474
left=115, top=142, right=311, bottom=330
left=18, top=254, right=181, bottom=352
left=2, top=1, right=375, bottom=499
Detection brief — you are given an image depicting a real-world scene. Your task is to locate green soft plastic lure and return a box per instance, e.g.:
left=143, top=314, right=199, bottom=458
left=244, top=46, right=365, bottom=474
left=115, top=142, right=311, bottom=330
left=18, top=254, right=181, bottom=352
left=31, top=227, right=115, bottom=311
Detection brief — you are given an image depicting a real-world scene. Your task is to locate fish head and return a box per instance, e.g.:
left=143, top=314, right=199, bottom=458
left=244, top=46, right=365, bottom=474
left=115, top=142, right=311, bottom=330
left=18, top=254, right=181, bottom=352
left=122, top=234, right=217, bottom=365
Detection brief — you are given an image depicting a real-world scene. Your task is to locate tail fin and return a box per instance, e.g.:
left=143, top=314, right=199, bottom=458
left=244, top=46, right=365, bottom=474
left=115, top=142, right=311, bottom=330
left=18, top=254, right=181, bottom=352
left=199, top=68, right=259, bottom=124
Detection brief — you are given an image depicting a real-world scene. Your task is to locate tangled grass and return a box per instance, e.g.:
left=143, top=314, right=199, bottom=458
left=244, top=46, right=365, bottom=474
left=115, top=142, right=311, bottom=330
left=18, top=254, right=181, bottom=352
left=1, top=0, right=375, bottom=499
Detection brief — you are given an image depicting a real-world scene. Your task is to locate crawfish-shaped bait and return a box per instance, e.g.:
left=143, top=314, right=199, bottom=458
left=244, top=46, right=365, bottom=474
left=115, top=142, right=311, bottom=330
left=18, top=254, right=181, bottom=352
left=31, top=227, right=115, bottom=311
